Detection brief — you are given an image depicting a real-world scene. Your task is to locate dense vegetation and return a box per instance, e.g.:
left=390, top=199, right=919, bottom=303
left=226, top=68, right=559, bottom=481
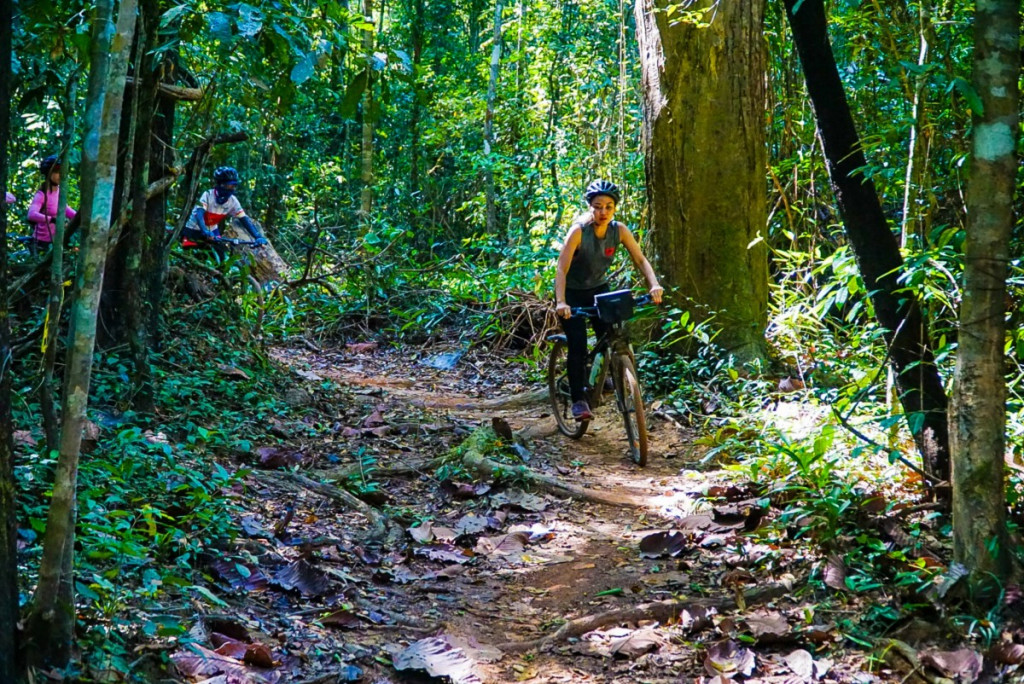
left=2, top=0, right=1024, bottom=681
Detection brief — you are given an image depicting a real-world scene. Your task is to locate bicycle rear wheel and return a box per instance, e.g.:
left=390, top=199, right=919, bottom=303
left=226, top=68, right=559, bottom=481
left=616, top=355, right=648, bottom=466
left=548, top=339, right=588, bottom=438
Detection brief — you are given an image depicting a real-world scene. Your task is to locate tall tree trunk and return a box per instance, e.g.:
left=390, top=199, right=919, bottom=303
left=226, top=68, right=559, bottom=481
left=26, top=0, right=137, bottom=667
left=634, top=0, right=768, bottom=363
left=40, top=83, right=78, bottom=454
left=900, top=3, right=933, bottom=248
left=0, top=0, right=22, bottom=675
left=359, top=0, right=375, bottom=221
left=408, top=0, right=424, bottom=232
left=124, top=0, right=159, bottom=411
left=950, top=0, right=1019, bottom=604
left=146, top=55, right=177, bottom=350
left=781, top=0, right=950, bottom=488
left=483, top=0, right=502, bottom=237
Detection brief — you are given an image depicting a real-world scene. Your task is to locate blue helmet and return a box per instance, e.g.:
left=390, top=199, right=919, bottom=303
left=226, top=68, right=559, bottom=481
left=40, top=154, right=60, bottom=176
left=213, top=166, right=239, bottom=185
left=584, top=179, right=620, bottom=204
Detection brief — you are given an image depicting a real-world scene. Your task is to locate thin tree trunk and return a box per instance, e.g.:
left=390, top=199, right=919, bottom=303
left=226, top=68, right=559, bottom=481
left=781, top=0, right=950, bottom=488
left=124, top=0, right=159, bottom=411
left=26, top=0, right=137, bottom=666
left=900, top=3, right=932, bottom=248
left=145, top=54, right=177, bottom=349
left=483, top=0, right=502, bottom=237
left=409, top=0, right=424, bottom=231
left=951, top=0, right=1019, bottom=604
left=359, top=0, right=374, bottom=221
left=40, top=82, right=79, bottom=454
left=634, top=0, right=768, bottom=362
left=0, top=0, right=21, bottom=674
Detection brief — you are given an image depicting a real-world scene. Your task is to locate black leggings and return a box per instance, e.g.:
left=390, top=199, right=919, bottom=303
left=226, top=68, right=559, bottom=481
left=561, top=285, right=611, bottom=402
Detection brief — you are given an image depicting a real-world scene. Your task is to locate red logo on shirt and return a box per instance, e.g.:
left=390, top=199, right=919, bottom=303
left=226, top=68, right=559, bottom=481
left=604, top=247, right=616, bottom=257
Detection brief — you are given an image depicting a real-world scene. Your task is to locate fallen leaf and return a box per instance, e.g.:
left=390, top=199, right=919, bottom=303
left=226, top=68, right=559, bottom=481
left=294, top=369, right=323, bottom=381
left=490, top=490, right=548, bottom=512
left=639, top=531, right=691, bottom=558
left=475, top=532, right=529, bottom=556
left=704, top=640, right=756, bottom=678
left=393, top=635, right=483, bottom=684
left=491, top=416, right=514, bottom=441
left=453, top=513, right=499, bottom=538
left=409, top=522, right=435, bottom=544
left=255, top=446, right=304, bottom=469
left=920, top=648, right=983, bottom=680
left=210, top=558, right=269, bottom=593
left=608, top=628, right=664, bottom=659
left=784, top=649, right=815, bottom=680
left=319, top=609, right=363, bottom=630
left=414, top=543, right=476, bottom=564
left=443, top=481, right=492, bottom=499
left=744, top=612, right=790, bottom=642
left=990, top=642, right=1024, bottom=665
left=346, top=341, right=378, bottom=354
left=823, top=555, right=847, bottom=592
left=243, top=643, right=276, bottom=668
left=273, top=560, right=331, bottom=596
left=218, top=364, right=250, bottom=380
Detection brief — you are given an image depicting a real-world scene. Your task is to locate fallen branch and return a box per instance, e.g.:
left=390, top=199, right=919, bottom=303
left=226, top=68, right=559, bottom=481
left=126, top=76, right=204, bottom=101
left=457, top=428, right=646, bottom=509
left=500, top=582, right=793, bottom=654
left=249, top=469, right=400, bottom=543
left=322, top=456, right=447, bottom=484
left=411, top=388, right=548, bottom=410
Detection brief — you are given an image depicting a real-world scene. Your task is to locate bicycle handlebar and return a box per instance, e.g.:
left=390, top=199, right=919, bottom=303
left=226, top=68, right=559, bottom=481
left=570, top=293, right=654, bottom=317
left=212, top=236, right=258, bottom=247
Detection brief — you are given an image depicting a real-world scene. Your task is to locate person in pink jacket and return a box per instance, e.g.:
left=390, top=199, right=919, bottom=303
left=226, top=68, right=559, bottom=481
left=27, top=155, right=76, bottom=248
left=4, top=192, right=13, bottom=205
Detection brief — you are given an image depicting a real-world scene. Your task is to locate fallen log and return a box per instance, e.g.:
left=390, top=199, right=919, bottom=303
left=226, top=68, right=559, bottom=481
left=221, top=217, right=290, bottom=284
left=249, top=469, right=401, bottom=543
left=500, top=582, right=793, bottom=654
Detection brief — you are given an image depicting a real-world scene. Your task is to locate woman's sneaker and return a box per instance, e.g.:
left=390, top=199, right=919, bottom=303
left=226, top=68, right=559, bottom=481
left=571, top=400, right=593, bottom=421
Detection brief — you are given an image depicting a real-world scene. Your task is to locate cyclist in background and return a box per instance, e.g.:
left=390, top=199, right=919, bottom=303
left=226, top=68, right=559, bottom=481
left=183, top=166, right=267, bottom=255
left=27, top=154, right=77, bottom=251
left=554, top=179, right=663, bottom=421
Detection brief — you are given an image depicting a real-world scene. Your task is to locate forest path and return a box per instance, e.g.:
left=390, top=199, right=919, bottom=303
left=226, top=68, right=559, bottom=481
left=226, top=344, right=874, bottom=683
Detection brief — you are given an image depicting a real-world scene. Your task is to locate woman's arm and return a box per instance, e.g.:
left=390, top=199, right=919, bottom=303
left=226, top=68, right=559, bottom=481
left=554, top=225, right=583, bottom=318
left=619, top=226, right=663, bottom=303
left=27, top=190, right=47, bottom=224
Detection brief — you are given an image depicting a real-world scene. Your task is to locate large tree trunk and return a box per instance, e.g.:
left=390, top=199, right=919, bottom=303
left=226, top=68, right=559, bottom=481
left=781, top=0, right=950, bottom=488
left=634, top=0, right=768, bottom=363
left=0, top=0, right=21, bottom=676
left=483, top=0, right=502, bottom=238
left=26, top=0, right=137, bottom=667
left=950, top=0, right=1019, bottom=604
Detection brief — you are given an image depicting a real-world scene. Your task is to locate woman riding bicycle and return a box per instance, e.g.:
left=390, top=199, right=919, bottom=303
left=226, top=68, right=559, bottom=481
left=554, top=179, right=663, bottom=421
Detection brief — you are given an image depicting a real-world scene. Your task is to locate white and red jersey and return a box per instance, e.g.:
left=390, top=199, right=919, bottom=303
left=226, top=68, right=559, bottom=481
left=198, top=189, right=247, bottom=227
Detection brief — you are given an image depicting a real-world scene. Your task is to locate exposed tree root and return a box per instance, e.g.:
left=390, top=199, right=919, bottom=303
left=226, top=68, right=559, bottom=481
left=874, top=639, right=938, bottom=684
left=457, top=428, right=647, bottom=509
left=249, top=470, right=401, bottom=543
left=322, top=457, right=447, bottom=484
left=500, top=582, right=794, bottom=654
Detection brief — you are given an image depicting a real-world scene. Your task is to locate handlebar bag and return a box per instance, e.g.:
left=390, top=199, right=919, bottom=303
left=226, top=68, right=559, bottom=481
left=595, top=289, right=634, bottom=324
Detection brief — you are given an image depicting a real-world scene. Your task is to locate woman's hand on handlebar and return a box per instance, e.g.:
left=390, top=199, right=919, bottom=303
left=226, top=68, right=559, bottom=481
left=649, top=285, right=664, bottom=305
left=556, top=301, right=572, bottom=319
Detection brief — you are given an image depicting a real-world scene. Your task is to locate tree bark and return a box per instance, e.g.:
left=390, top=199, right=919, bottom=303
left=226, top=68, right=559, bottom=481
left=781, top=0, right=951, bottom=487
left=951, top=0, right=1019, bottom=603
left=359, top=0, right=375, bottom=221
left=40, top=83, right=78, bottom=454
left=634, top=0, right=768, bottom=363
left=26, top=0, right=137, bottom=666
left=483, top=0, right=502, bottom=238
left=0, top=0, right=22, bottom=675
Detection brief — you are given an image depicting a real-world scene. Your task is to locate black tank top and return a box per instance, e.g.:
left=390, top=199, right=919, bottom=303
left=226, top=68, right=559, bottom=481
left=566, top=221, right=621, bottom=290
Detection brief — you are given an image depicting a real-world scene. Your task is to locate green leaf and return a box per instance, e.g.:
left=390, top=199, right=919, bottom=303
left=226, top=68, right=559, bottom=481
left=159, top=4, right=190, bottom=28
left=191, top=585, right=228, bottom=607
left=594, top=587, right=623, bottom=596
left=237, top=3, right=263, bottom=37
left=291, top=53, right=315, bottom=85
left=340, top=69, right=369, bottom=119
left=950, top=77, right=984, bottom=116
left=206, top=12, right=233, bottom=43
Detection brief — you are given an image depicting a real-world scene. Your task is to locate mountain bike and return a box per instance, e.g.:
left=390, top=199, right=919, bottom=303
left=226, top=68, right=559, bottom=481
left=547, top=290, right=653, bottom=466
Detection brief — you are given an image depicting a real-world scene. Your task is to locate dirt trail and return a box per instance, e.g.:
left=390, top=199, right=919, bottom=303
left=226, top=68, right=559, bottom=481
left=231, top=345, right=877, bottom=683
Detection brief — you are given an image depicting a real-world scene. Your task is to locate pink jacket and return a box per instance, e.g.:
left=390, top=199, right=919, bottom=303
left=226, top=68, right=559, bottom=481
left=4, top=192, right=13, bottom=204
left=28, top=187, right=77, bottom=243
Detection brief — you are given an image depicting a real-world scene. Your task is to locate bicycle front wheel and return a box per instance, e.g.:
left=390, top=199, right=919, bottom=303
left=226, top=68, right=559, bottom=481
left=616, top=355, right=648, bottom=466
left=548, top=339, right=588, bottom=439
